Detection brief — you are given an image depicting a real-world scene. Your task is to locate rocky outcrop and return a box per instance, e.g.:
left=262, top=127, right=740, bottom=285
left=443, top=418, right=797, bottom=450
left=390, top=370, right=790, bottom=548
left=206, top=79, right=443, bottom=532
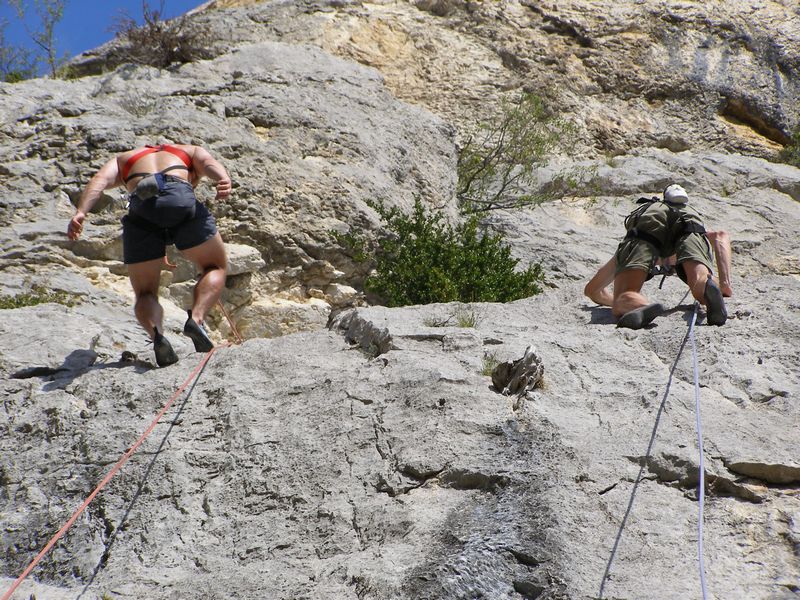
left=169, top=0, right=800, bottom=158
left=1, top=1, right=800, bottom=599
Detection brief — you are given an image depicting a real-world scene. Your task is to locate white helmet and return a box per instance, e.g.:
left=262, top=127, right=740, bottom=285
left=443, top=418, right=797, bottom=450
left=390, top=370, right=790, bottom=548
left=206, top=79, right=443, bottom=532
left=664, top=184, right=689, bottom=204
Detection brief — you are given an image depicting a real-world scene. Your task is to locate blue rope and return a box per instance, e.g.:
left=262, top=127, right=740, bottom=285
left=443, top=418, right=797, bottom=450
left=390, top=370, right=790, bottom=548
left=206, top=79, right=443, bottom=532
left=689, top=302, right=709, bottom=600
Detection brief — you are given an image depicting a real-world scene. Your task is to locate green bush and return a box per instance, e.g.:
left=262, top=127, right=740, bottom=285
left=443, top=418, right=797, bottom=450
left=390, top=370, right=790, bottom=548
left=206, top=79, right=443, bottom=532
left=0, top=285, right=80, bottom=309
left=779, top=127, right=800, bottom=168
left=363, top=200, right=544, bottom=307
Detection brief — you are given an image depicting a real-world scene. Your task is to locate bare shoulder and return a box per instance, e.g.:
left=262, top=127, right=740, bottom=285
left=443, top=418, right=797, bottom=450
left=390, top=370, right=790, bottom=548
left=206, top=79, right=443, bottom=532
left=187, top=146, right=218, bottom=164
left=174, top=144, right=200, bottom=155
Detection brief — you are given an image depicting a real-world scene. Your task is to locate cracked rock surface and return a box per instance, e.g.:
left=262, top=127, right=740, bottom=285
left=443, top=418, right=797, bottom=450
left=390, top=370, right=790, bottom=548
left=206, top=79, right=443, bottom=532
left=177, top=0, right=800, bottom=158
left=1, top=1, right=800, bottom=599
left=3, top=148, right=800, bottom=596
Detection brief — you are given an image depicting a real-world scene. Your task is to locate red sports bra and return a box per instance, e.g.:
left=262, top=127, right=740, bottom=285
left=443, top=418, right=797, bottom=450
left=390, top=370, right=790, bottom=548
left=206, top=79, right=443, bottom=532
left=122, top=144, right=193, bottom=183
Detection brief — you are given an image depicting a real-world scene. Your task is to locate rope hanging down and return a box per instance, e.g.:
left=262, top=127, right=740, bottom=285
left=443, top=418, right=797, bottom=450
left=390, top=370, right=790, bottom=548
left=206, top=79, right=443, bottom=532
left=2, top=346, right=221, bottom=600
left=600, top=299, right=710, bottom=599
left=689, top=302, right=709, bottom=600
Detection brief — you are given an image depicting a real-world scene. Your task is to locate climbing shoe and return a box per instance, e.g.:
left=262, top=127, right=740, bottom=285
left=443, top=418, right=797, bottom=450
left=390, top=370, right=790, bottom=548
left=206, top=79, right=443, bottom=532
left=703, top=277, right=727, bottom=326
left=153, top=328, right=179, bottom=367
left=183, top=310, right=214, bottom=352
left=616, top=303, right=665, bottom=330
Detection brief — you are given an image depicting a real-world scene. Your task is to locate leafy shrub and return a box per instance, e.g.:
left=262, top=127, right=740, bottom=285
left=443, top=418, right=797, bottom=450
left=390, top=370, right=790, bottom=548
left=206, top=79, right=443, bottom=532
left=55, top=62, right=83, bottom=80
left=1, top=19, right=38, bottom=82
left=362, top=199, right=544, bottom=307
left=457, top=92, right=574, bottom=213
left=2, top=67, right=33, bottom=83
left=113, top=1, right=211, bottom=69
left=0, top=285, right=80, bottom=309
left=778, top=127, right=800, bottom=168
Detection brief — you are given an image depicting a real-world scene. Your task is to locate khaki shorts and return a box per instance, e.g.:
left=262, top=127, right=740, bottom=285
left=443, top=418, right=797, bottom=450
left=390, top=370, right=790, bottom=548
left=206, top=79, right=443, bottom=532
left=674, top=232, right=714, bottom=281
left=614, top=238, right=657, bottom=275
left=614, top=233, right=713, bottom=278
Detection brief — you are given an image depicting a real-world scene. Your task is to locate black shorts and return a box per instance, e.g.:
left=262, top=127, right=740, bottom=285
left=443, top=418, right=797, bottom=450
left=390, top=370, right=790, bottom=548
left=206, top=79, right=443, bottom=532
left=122, top=180, right=217, bottom=264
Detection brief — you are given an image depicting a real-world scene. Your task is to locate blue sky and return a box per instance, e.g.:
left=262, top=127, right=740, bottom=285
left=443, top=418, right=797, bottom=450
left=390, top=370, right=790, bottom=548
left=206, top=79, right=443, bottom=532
left=1, top=0, right=202, bottom=72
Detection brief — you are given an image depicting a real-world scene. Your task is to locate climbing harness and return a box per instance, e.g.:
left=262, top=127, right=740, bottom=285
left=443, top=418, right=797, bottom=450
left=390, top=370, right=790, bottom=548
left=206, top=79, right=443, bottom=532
left=651, top=263, right=675, bottom=289
left=623, top=196, right=707, bottom=256
left=1, top=347, right=222, bottom=600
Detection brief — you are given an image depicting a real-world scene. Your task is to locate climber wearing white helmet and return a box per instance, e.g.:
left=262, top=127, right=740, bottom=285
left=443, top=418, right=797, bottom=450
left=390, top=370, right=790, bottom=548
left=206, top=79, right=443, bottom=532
left=606, top=184, right=728, bottom=329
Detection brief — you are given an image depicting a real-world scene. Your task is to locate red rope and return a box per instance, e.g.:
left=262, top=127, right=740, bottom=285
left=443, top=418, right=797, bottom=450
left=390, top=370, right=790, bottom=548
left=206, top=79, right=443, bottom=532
left=2, top=347, right=220, bottom=600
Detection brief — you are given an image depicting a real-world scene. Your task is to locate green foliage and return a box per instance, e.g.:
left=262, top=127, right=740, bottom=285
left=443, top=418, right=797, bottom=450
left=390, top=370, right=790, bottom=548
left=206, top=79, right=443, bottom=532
left=363, top=199, right=544, bottom=307
left=330, top=230, right=369, bottom=263
left=112, top=0, right=211, bottom=69
left=453, top=306, right=480, bottom=327
left=0, top=285, right=80, bottom=310
left=778, top=127, right=800, bottom=168
left=55, top=62, right=82, bottom=80
left=1, top=66, right=35, bottom=83
left=9, top=0, right=67, bottom=78
left=457, top=92, right=574, bottom=213
left=481, top=352, right=500, bottom=377
left=0, top=18, right=38, bottom=82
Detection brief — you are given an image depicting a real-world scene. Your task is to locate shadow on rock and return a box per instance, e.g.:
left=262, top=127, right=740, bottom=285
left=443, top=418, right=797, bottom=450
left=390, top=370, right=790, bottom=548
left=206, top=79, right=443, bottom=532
left=11, top=348, right=154, bottom=389
left=584, top=305, right=615, bottom=325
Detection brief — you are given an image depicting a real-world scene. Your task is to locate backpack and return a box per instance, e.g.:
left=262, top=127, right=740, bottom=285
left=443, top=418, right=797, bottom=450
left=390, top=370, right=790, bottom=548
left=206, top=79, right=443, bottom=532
left=623, top=196, right=706, bottom=256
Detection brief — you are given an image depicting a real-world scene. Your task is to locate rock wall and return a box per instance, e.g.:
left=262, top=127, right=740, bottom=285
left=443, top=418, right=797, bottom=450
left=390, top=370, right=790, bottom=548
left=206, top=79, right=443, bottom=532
left=1, top=1, right=800, bottom=599
left=1, top=39, right=457, bottom=336
left=179, top=0, right=800, bottom=157
left=2, top=148, right=798, bottom=599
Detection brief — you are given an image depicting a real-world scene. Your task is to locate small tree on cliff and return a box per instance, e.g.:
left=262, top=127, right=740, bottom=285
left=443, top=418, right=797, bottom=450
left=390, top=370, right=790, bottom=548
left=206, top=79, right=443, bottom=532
left=9, top=0, right=67, bottom=78
left=457, top=92, right=575, bottom=213
left=112, top=0, right=211, bottom=69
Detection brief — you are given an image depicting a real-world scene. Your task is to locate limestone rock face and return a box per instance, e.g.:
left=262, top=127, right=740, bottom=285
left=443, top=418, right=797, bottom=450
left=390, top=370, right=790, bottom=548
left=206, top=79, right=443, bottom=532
left=164, top=0, right=800, bottom=158
left=1, top=39, right=456, bottom=335
left=1, top=2, right=800, bottom=600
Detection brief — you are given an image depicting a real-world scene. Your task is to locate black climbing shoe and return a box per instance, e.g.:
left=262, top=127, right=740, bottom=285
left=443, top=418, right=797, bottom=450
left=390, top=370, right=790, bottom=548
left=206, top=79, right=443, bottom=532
left=153, top=328, right=179, bottom=367
left=616, top=303, right=665, bottom=330
left=703, top=277, right=727, bottom=326
left=183, top=310, right=214, bottom=352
